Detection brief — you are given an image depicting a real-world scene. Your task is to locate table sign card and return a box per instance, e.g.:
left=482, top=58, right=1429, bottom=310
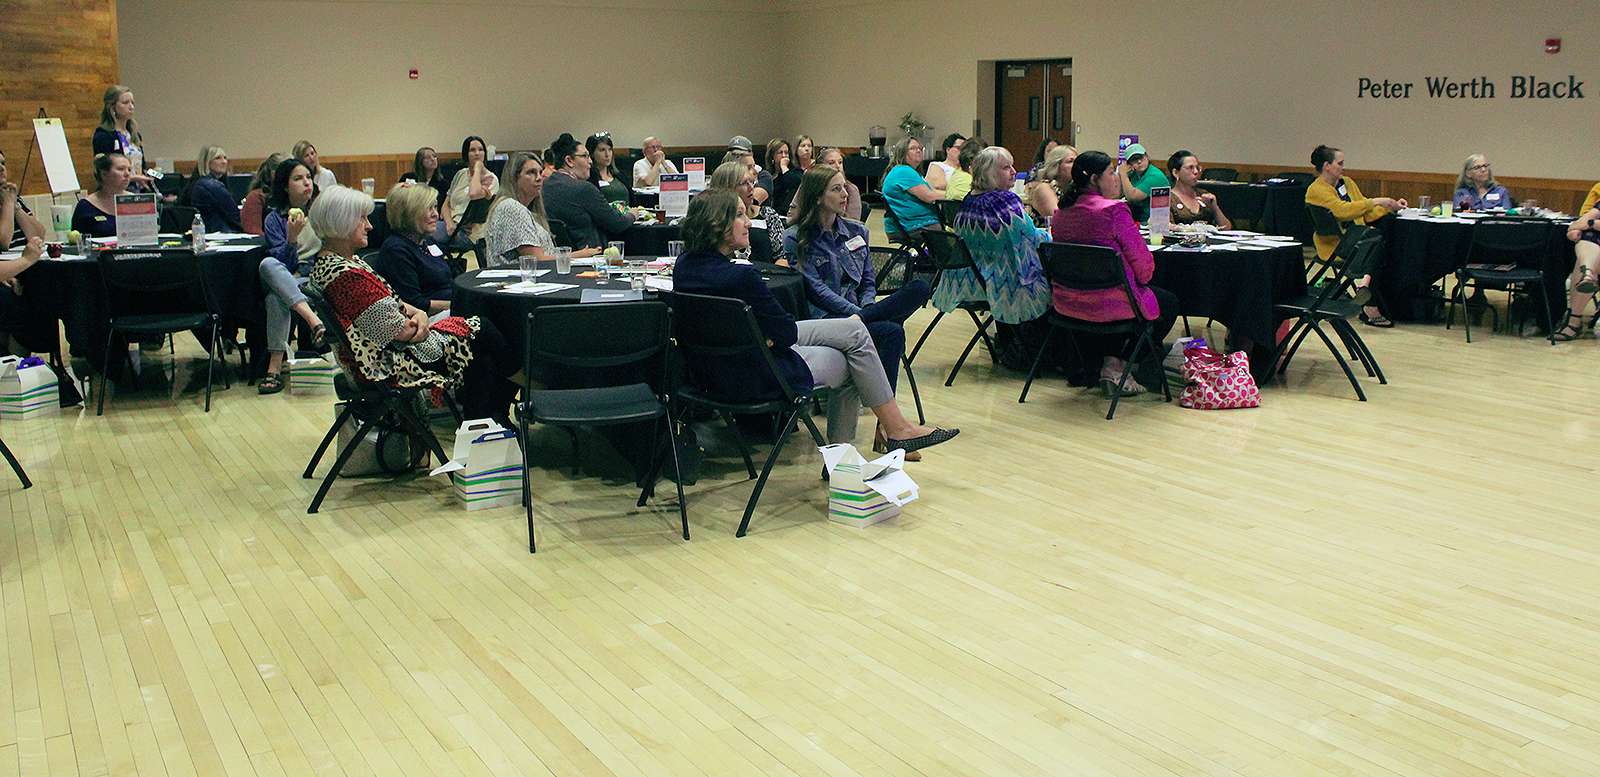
left=114, top=193, right=159, bottom=247
left=1147, top=187, right=1171, bottom=235
left=683, top=157, right=706, bottom=189
left=1117, top=134, right=1139, bottom=163
left=659, top=173, right=690, bottom=217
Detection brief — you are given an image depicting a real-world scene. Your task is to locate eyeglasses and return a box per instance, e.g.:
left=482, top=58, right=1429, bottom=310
left=1469, top=163, right=1491, bottom=170
left=573, top=151, right=591, bottom=159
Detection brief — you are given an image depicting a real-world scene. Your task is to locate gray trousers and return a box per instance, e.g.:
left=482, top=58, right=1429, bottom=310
left=794, top=317, right=896, bottom=445
left=260, top=257, right=309, bottom=353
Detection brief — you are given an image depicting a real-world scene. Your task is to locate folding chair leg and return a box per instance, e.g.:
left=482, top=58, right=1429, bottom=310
left=565, top=427, right=581, bottom=477
left=908, top=311, right=946, bottom=364
left=204, top=322, right=218, bottom=413
left=664, top=405, right=689, bottom=540
left=900, top=355, right=925, bottom=424
left=736, top=407, right=802, bottom=537
left=798, top=413, right=829, bottom=482
left=97, top=330, right=116, bottom=416
left=1347, top=324, right=1386, bottom=384
left=1537, top=282, right=1557, bottom=346
left=1277, top=320, right=1314, bottom=376
left=638, top=415, right=664, bottom=504
left=1329, top=319, right=1375, bottom=378
left=1460, top=275, right=1475, bottom=343
left=0, top=437, right=30, bottom=489
left=308, top=419, right=373, bottom=513
left=1308, top=321, right=1367, bottom=401
left=1182, top=316, right=1192, bottom=337
left=1017, top=326, right=1057, bottom=403
left=520, top=401, right=535, bottom=553
left=967, top=310, right=997, bottom=365
left=945, top=325, right=988, bottom=387
left=305, top=402, right=356, bottom=478
left=720, top=411, right=757, bottom=479
left=1139, top=331, right=1172, bottom=404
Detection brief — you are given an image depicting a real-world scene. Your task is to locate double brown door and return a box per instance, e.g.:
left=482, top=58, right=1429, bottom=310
left=996, top=60, right=1072, bottom=165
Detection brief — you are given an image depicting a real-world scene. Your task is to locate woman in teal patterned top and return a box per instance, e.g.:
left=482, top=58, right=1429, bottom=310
left=934, top=146, right=1051, bottom=363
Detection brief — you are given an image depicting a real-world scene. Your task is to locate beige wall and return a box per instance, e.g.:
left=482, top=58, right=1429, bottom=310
left=118, top=0, right=785, bottom=162
left=779, top=0, right=1600, bottom=179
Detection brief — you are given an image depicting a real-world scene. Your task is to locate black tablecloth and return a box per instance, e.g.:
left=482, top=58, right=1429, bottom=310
left=452, top=261, right=805, bottom=357
left=19, top=239, right=269, bottom=374
left=1375, top=215, right=1573, bottom=323
left=1197, top=181, right=1311, bottom=243
left=1152, top=239, right=1306, bottom=382
left=624, top=223, right=771, bottom=263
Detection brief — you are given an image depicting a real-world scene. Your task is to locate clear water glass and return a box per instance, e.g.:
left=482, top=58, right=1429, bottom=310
left=554, top=246, right=572, bottom=274
left=667, top=240, right=685, bottom=258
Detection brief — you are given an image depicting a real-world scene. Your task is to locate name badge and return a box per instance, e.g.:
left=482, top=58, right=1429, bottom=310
left=1335, top=184, right=1349, bottom=199
left=427, top=244, right=444, bottom=257
left=95, top=215, right=107, bottom=221
left=844, top=235, right=867, bottom=251
left=1486, top=192, right=1501, bottom=202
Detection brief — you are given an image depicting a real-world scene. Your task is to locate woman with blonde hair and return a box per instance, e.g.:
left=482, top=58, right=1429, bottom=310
left=93, top=85, right=154, bottom=190
left=707, top=159, right=787, bottom=261
left=185, top=145, right=242, bottom=232
left=291, top=139, right=337, bottom=190
left=372, top=182, right=454, bottom=314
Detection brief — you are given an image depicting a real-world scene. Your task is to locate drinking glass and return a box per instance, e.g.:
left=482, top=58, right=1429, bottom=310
left=667, top=240, right=685, bottom=259
left=627, top=259, right=646, bottom=291
left=518, top=251, right=535, bottom=284
left=360, top=177, right=376, bottom=196
left=1417, top=195, right=1431, bottom=210
left=554, top=246, right=573, bottom=274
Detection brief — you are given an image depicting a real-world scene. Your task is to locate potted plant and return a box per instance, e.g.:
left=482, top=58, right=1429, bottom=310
left=898, top=112, right=929, bottom=141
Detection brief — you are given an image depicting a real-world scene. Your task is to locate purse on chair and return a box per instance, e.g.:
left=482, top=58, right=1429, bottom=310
left=1178, top=346, right=1260, bottom=410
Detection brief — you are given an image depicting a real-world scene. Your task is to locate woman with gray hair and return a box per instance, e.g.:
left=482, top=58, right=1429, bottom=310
left=935, top=145, right=1052, bottom=367
left=183, top=145, right=241, bottom=232
left=1453, top=154, right=1511, bottom=211
left=308, top=186, right=520, bottom=420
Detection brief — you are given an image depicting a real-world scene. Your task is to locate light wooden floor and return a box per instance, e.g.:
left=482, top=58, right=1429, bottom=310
left=5, top=296, right=1600, bottom=776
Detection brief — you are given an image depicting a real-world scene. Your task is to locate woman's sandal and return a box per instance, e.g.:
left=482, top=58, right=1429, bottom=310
left=257, top=371, right=286, bottom=394
left=310, top=324, right=328, bottom=349
left=1359, top=312, right=1395, bottom=328
left=1576, top=267, right=1598, bottom=296
left=1553, top=317, right=1585, bottom=342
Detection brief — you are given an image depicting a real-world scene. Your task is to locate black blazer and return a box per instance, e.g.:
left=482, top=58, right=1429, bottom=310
left=542, top=171, right=634, bottom=249
left=670, top=248, right=812, bottom=400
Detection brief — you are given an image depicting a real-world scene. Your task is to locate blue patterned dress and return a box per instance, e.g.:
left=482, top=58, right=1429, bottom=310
left=933, top=189, right=1051, bottom=324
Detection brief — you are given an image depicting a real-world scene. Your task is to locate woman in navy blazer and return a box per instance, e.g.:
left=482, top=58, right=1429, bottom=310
left=672, top=190, right=957, bottom=454
left=184, top=146, right=242, bottom=233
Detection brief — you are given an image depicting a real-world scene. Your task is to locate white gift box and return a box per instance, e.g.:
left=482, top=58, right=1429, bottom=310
left=0, top=356, right=60, bottom=418
left=288, top=355, right=338, bottom=393
left=819, top=444, right=918, bottom=527
left=431, top=419, right=523, bottom=510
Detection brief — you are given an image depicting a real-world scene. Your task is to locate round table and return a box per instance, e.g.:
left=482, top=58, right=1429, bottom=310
left=20, top=238, right=269, bottom=375
left=451, top=260, right=805, bottom=356
left=1151, top=237, right=1306, bottom=383
left=1377, top=213, right=1573, bottom=323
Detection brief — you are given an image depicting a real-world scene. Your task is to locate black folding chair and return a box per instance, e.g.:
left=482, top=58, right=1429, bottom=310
left=936, top=199, right=962, bottom=228
left=1200, top=168, right=1239, bottom=183
left=299, top=284, right=453, bottom=514
left=154, top=171, right=185, bottom=199
left=516, top=301, right=686, bottom=553
left=1447, top=218, right=1556, bottom=344
left=857, top=198, right=872, bottom=226
left=548, top=217, right=574, bottom=249
left=94, top=249, right=228, bottom=415
left=667, top=292, right=828, bottom=538
left=908, top=230, right=996, bottom=386
left=1, top=436, right=30, bottom=489
left=1271, top=230, right=1388, bottom=401
left=1021, top=242, right=1173, bottom=419
left=868, top=245, right=925, bottom=424
left=1274, top=172, right=1317, bottom=187
left=158, top=204, right=198, bottom=234
left=444, top=198, right=491, bottom=270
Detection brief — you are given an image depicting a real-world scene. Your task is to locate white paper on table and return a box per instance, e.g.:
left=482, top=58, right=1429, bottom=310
left=500, top=281, right=576, bottom=295
left=643, top=276, right=674, bottom=292
left=206, top=232, right=254, bottom=241
left=1237, top=238, right=1296, bottom=248
left=1209, top=234, right=1252, bottom=242
left=478, top=269, right=547, bottom=279
left=1209, top=243, right=1241, bottom=251
left=207, top=244, right=260, bottom=253
left=634, top=186, right=660, bottom=195
left=568, top=258, right=600, bottom=267
left=1216, top=230, right=1262, bottom=237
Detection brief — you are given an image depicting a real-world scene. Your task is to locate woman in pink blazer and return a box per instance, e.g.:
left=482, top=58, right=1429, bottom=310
left=1050, top=150, right=1178, bottom=396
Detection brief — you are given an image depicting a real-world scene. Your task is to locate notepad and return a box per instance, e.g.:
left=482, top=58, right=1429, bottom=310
left=500, top=282, right=575, bottom=295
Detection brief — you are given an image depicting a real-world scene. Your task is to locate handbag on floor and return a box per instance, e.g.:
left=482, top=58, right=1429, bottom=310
left=1178, top=346, right=1260, bottom=410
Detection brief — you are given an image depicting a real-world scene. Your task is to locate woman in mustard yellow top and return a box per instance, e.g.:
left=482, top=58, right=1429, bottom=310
left=1305, top=145, right=1407, bottom=326
left=1555, top=181, right=1600, bottom=340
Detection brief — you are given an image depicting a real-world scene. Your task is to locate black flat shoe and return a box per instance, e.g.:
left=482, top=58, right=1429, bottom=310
left=885, top=427, right=960, bottom=453
left=1359, top=312, right=1394, bottom=328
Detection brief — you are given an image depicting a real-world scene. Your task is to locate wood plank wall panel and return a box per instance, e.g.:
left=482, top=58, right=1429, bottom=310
left=1, top=0, right=120, bottom=196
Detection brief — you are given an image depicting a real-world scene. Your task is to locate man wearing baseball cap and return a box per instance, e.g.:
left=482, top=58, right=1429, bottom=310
left=726, top=135, right=773, bottom=204
left=1117, top=143, right=1170, bottom=224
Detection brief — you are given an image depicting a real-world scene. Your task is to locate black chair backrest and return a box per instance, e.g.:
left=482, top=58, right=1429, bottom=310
left=225, top=173, right=253, bottom=203
left=749, top=227, right=773, bottom=264
left=1200, top=167, right=1238, bottom=183
left=1342, top=230, right=1384, bottom=280
left=920, top=229, right=977, bottom=273
left=1467, top=218, right=1553, bottom=266
left=1305, top=204, right=1347, bottom=238
left=858, top=198, right=872, bottom=225
left=869, top=246, right=909, bottom=295
left=1274, top=172, right=1316, bottom=186
left=457, top=197, right=491, bottom=229
left=548, top=217, right=573, bottom=247
left=96, top=248, right=216, bottom=321
left=666, top=291, right=803, bottom=404
left=525, top=301, right=670, bottom=391
left=159, top=204, right=198, bottom=234
left=367, top=200, right=390, bottom=251
left=936, top=199, right=961, bottom=227
left=155, top=171, right=185, bottom=198
left=1039, top=241, right=1152, bottom=324
left=881, top=203, right=911, bottom=240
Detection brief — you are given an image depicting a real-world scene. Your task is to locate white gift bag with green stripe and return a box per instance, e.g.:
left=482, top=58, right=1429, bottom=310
left=819, top=443, right=918, bottom=527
